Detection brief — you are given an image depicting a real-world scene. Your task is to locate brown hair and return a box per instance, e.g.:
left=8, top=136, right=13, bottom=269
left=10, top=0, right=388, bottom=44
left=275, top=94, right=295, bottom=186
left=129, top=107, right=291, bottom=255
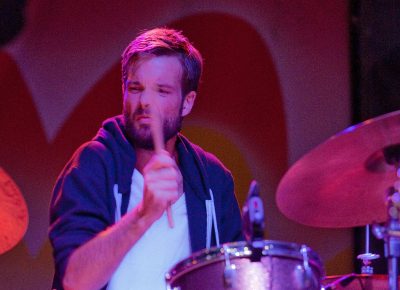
left=121, top=27, right=203, bottom=96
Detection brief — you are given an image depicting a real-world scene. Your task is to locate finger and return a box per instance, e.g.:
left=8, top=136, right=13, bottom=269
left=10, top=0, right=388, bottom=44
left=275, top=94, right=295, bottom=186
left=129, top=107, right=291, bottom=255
left=145, top=179, right=179, bottom=194
left=144, top=153, right=176, bottom=173
left=144, top=160, right=176, bottom=229
left=145, top=167, right=179, bottom=183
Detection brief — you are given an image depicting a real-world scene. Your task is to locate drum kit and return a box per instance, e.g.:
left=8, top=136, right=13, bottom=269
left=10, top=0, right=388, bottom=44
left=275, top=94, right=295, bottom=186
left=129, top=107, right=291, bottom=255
left=0, top=166, right=28, bottom=255
left=166, top=110, right=400, bottom=290
left=2, top=110, right=400, bottom=289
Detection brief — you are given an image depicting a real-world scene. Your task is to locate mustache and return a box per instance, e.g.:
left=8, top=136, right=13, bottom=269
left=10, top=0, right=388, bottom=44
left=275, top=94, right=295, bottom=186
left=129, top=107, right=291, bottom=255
left=133, top=106, right=150, bottom=116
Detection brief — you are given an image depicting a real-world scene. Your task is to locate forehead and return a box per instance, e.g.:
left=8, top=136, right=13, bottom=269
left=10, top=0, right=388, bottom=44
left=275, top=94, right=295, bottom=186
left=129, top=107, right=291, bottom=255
left=127, top=55, right=183, bottom=85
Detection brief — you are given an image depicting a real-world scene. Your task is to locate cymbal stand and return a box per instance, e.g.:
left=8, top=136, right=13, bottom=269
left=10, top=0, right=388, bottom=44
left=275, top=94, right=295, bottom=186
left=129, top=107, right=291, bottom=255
left=325, top=229, right=379, bottom=290
left=357, top=224, right=380, bottom=274
left=373, top=167, right=400, bottom=290
left=387, top=183, right=400, bottom=290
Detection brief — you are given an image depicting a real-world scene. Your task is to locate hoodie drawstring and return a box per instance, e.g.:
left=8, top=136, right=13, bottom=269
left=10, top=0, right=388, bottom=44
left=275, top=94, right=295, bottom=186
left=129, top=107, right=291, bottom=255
left=206, top=188, right=220, bottom=249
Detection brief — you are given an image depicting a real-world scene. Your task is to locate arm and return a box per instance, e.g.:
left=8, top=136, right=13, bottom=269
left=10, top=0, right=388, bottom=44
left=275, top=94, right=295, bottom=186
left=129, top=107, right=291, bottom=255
left=50, top=146, right=181, bottom=290
left=63, top=204, right=153, bottom=290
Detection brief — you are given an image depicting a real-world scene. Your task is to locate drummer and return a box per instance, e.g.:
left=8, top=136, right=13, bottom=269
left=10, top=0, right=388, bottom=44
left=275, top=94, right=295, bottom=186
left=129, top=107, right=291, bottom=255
left=48, top=27, right=243, bottom=290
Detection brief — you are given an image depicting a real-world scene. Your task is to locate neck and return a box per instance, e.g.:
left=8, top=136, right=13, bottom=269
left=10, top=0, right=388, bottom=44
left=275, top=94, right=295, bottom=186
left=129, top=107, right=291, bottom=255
left=135, top=135, right=178, bottom=173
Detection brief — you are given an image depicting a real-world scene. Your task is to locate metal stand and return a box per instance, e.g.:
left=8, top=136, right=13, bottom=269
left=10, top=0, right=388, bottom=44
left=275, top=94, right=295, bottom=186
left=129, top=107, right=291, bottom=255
left=324, top=227, right=380, bottom=290
left=357, top=224, right=380, bottom=274
left=389, top=256, right=399, bottom=290
left=373, top=185, right=400, bottom=290
left=371, top=145, right=400, bottom=290
left=386, top=185, right=400, bottom=290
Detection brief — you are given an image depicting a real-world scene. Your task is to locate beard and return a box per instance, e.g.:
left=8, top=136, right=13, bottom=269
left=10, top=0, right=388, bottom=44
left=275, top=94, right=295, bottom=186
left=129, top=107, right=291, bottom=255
left=123, top=105, right=183, bottom=150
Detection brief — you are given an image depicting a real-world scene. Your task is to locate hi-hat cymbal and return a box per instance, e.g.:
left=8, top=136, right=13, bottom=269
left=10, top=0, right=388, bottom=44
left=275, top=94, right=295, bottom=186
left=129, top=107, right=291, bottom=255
left=276, top=110, right=400, bottom=228
left=0, top=167, right=28, bottom=254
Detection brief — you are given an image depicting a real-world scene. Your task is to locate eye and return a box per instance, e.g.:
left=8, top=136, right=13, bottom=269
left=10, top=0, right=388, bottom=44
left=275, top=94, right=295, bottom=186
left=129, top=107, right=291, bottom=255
left=159, top=89, right=171, bottom=94
left=128, top=86, right=141, bottom=93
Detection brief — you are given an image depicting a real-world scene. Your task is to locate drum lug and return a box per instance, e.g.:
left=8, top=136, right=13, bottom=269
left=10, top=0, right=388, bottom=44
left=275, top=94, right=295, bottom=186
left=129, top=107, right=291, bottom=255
left=294, top=245, right=318, bottom=290
left=223, top=245, right=237, bottom=288
left=166, top=286, right=181, bottom=290
left=224, top=264, right=237, bottom=288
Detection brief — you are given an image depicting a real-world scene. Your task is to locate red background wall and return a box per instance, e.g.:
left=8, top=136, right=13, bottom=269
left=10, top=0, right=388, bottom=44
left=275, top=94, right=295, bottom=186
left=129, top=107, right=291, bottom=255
left=0, top=1, right=351, bottom=288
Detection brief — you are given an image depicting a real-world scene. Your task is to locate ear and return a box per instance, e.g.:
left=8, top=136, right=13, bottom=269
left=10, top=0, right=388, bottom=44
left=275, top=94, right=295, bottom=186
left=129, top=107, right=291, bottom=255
left=181, top=91, right=196, bottom=117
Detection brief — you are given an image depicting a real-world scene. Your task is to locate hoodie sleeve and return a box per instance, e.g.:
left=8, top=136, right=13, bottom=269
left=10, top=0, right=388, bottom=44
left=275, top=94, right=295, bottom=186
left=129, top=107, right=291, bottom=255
left=49, top=141, right=115, bottom=288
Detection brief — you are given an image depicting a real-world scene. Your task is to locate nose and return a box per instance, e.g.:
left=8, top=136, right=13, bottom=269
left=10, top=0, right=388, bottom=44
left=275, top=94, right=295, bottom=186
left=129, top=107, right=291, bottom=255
left=138, top=89, right=153, bottom=108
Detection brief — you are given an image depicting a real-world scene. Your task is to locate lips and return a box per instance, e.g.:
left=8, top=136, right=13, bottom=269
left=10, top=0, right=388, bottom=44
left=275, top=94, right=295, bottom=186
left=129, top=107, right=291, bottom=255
left=136, top=115, right=150, bottom=120
left=135, top=115, right=152, bottom=125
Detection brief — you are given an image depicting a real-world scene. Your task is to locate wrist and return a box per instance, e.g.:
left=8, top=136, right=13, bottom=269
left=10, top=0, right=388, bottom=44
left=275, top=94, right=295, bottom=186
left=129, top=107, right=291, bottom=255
left=125, top=203, right=155, bottom=236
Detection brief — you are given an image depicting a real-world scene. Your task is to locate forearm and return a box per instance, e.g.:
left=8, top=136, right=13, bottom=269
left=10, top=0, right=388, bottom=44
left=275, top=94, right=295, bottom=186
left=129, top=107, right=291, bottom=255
left=63, top=206, right=153, bottom=290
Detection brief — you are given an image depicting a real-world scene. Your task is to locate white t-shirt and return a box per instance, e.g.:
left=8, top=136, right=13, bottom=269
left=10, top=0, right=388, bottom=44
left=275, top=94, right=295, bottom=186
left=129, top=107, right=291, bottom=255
left=107, top=169, right=191, bottom=290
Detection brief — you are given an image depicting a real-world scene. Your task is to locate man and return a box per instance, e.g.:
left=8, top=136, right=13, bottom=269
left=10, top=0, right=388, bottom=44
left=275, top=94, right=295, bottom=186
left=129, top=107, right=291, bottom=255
left=49, top=28, right=243, bottom=290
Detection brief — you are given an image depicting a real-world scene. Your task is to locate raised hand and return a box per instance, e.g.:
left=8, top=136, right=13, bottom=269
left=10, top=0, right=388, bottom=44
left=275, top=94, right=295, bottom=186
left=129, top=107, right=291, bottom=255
left=140, top=150, right=183, bottom=225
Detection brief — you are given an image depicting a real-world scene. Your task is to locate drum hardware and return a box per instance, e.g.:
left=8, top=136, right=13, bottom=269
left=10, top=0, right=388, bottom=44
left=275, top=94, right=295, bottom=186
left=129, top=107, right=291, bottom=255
left=222, top=242, right=265, bottom=288
left=293, top=245, right=319, bottom=290
left=223, top=244, right=237, bottom=288
left=241, top=180, right=266, bottom=264
left=322, top=273, right=357, bottom=290
left=166, top=287, right=181, bottom=290
left=357, top=224, right=380, bottom=274
left=242, top=180, right=265, bottom=243
left=222, top=241, right=314, bottom=288
left=323, top=274, right=400, bottom=290
left=372, top=178, right=400, bottom=290
left=275, top=110, right=400, bottom=289
left=166, top=240, right=324, bottom=290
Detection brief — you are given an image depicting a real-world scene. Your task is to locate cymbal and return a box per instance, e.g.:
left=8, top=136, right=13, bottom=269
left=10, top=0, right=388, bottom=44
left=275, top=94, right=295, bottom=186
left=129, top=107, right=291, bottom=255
left=0, top=167, right=28, bottom=254
left=276, top=110, right=400, bottom=228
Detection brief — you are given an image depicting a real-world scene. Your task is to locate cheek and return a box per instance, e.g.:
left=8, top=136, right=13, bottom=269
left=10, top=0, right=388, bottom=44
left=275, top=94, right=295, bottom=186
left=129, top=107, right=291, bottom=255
left=122, top=95, right=129, bottom=111
left=123, top=95, right=137, bottom=113
left=167, top=96, right=183, bottom=112
left=163, top=102, right=181, bottom=119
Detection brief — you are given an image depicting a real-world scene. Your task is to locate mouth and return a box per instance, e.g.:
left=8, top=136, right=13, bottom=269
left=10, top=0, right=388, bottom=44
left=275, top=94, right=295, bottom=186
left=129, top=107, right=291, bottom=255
left=135, top=114, right=152, bottom=125
left=136, top=114, right=150, bottom=120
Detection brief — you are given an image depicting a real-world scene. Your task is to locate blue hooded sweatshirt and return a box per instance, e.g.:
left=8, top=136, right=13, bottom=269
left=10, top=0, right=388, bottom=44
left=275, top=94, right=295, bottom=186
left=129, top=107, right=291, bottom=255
left=49, top=115, right=243, bottom=289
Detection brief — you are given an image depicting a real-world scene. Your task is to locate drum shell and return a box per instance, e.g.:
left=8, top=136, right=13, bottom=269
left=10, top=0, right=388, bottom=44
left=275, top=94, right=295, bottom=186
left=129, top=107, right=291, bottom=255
left=166, top=240, right=324, bottom=290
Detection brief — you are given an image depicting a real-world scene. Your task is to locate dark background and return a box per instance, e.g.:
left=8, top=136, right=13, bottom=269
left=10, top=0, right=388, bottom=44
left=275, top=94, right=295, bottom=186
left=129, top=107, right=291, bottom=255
left=351, top=0, right=400, bottom=273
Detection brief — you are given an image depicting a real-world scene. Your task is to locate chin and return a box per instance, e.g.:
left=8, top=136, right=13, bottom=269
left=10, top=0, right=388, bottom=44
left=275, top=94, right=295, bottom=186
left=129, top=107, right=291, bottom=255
left=132, top=131, right=154, bottom=149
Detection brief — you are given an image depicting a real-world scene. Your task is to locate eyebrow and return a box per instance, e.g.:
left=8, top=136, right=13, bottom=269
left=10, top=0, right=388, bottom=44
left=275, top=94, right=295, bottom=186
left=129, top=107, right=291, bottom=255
left=157, top=84, right=175, bottom=89
left=126, top=81, right=176, bottom=90
left=126, top=81, right=141, bottom=86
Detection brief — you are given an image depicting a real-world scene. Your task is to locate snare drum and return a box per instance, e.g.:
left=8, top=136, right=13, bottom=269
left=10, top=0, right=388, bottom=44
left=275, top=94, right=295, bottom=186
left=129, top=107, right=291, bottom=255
left=166, top=240, right=324, bottom=290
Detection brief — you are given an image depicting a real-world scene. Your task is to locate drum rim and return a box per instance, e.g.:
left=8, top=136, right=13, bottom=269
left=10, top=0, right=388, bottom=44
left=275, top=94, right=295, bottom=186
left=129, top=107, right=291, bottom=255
left=165, top=240, right=325, bottom=283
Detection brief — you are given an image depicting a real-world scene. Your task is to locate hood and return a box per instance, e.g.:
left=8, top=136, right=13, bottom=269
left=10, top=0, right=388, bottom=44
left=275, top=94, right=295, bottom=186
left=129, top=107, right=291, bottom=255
left=92, top=115, right=212, bottom=201
left=93, top=115, right=136, bottom=195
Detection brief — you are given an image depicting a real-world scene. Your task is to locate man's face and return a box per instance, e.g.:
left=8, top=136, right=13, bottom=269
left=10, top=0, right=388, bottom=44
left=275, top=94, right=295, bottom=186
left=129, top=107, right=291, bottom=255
left=123, top=55, right=185, bottom=149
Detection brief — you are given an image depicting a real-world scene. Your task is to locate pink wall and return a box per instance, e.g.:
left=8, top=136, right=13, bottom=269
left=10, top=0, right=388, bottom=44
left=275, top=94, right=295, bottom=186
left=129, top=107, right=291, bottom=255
left=0, top=1, right=351, bottom=288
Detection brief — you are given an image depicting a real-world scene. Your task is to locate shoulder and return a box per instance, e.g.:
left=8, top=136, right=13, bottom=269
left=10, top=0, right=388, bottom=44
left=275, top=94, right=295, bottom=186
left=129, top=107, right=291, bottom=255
left=53, top=141, right=116, bottom=185
left=69, top=140, right=112, bottom=168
